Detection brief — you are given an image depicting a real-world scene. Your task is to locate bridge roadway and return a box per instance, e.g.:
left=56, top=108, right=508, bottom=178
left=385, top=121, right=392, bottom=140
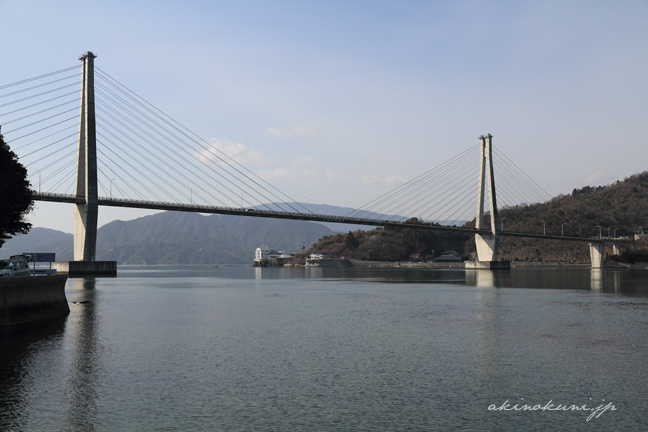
left=33, top=192, right=608, bottom=244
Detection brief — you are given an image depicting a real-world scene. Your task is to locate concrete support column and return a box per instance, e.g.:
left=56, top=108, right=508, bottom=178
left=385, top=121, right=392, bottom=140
left=612, top=244, right=620, bottom=255
left=474, top=134, right=501, bottom=264
left=475, top=234, right=498, bottom=261
left=475, top=136, right=487, bottom=231
left=589, top=242, right=605, bottom=269
left=73, top=52, right=98, bottom=261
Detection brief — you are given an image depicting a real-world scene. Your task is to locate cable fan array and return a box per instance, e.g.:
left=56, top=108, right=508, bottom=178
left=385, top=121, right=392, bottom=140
left=491, top=147, right=552, bottom=232
left=1, top=64, right=552, bottom=230
left=0, top=65, right=308, bottom=214
left=0, top=65, right=82, bottom=194
left=92, top=68, right=307, bottom=213
left=348, top=143, right=551, bottom=229
left=348, top=146, right=481, bottom=225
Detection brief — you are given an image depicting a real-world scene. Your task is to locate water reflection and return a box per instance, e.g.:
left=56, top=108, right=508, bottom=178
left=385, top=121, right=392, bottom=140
left=0, top=317, right=67, bottom=430
left=63, top=277, right=102, bottom=431
left=119, top=265, right=648, bottom=297
left=305, top=267, right=324, bottom=279
left=254, top=266, right=308, bottom=279
left=613, top=271, right=621, bottom=294
left=475, top=286, right=503, bottom=410
left=466, top=270, right=503, bottom=288
left=463, top=268, right=648, bottom=296
left=590, top=270, right=605, bottom=292
left=2, top=267, right=647, bottom=430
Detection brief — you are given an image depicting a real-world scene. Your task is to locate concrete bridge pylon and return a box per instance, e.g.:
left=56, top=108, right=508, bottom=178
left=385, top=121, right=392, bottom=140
left=466, top=134, right=509, bottom=270
left=72, top=52, right=98, bottom=261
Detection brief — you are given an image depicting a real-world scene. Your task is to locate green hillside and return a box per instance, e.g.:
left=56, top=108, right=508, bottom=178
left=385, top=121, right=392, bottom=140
left=306, top=222, right=469, bottom=262
left=493, top=171, right=648, bottom=262
left=496, top=171, right=648, bottom=238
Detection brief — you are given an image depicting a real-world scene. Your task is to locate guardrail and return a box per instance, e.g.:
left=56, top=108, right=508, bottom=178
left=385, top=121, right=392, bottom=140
left=31, top=191, right=609, bottom=242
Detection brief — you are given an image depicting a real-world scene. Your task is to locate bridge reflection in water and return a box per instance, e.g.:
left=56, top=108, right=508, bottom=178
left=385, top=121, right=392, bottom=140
left=0, top=278, right=102, bottom=431
left=63, top=277, right=102, bottom=431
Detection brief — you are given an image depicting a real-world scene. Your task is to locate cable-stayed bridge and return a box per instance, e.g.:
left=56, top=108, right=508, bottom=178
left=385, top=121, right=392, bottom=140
left=1, top=52, right=609, bottom=268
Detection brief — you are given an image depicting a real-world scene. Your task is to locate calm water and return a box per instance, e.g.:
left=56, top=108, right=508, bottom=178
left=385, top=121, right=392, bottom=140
left=1, top=267, right=648, bottom=431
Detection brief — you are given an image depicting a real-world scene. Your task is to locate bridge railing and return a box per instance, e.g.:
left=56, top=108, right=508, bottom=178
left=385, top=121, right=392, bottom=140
left=31, top=191, right=397, bottom=225
left=31, top=191, right=609, bottom=242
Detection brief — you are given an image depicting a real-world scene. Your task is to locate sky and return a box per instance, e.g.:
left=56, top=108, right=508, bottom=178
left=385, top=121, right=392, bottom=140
left=1, top=0, right=648, bottom=233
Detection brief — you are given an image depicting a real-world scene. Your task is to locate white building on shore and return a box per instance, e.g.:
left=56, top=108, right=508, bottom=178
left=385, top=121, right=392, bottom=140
left=254, top=247, right=292, bottom=261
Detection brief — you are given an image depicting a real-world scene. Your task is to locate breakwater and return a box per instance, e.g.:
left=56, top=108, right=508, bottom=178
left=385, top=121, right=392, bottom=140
left=52, top=261, right=117, bottom=276
left=0, top=275, right=69, bottom=326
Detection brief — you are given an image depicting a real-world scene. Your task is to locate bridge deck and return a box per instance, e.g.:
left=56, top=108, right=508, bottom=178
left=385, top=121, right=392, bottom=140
left=33, top=192, right=607, bottom=244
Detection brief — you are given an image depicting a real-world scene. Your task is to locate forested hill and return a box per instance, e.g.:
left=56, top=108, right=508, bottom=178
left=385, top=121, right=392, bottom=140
left=496, top=171, right=648, bottom=238
left=306, top=225, right=469, bottom=262
left=307, top=172, right=648, bottom=263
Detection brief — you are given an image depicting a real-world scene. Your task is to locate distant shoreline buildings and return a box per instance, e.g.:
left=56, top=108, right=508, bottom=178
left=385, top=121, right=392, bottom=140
left=253, top=246, right=305, bottom=267
left=253, top=246, right=352, bottom=267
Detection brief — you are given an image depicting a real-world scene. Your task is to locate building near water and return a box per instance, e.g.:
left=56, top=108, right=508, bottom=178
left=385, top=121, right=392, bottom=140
left=433, top=250, right=464, bottom=262
left=254, top=246, right=295, bottom=266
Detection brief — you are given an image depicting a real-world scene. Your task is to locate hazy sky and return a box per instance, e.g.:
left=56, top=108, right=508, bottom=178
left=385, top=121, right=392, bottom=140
left=2, top=0, right=647, bottom=233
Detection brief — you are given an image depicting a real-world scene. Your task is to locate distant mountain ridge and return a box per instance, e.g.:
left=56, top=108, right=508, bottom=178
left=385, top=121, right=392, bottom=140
left=0, top=211, right=335, bottom=264
left=264, top=202, right=467, bottom=230
left=0, top=227, right=73, bottom=259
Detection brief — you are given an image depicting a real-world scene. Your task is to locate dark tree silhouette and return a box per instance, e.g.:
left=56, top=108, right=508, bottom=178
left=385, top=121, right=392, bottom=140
left=0, top=126, right=33, bottom=248
left=344, top=231, right=360, bottom=249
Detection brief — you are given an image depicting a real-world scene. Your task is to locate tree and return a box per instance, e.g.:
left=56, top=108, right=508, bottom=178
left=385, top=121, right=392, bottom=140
left=0, top=126, right=33, bottom=248
left=344, top=231, right=360, bottom=250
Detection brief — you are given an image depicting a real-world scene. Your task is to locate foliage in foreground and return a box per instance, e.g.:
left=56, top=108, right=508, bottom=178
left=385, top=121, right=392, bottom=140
left=0, top=126, right=33, bottom=248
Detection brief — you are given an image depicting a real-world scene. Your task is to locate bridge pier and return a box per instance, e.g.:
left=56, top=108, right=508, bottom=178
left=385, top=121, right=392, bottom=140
left=475, top=234, right=498, bottom=261
left=589, top=242, right=605, bottom=269
left=466, top=234, right=509, bottom=269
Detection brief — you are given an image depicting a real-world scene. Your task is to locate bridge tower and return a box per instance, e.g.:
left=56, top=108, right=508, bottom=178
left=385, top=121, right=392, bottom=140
left=467, top=134, right=509, bottom=269
left=73, top=52, right=98, bottom=261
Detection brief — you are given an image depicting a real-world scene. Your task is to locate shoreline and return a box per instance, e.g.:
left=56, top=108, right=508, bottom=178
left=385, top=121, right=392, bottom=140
left=115, top=261, right=648, bottom=270
left=347, top=260, right=648, bottom=270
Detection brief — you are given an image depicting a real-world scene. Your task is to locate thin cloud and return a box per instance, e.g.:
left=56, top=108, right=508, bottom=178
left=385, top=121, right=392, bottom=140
left=266, top=126, right=315, bottom=138
left=257, top=168, right=297, bottom=181
left=362, top=174, right=407, bottom=186
left=582, top=170, right=620, bottom=186
left=326, top=164, right=346, bottom=182
left=257, top=157, right=344, bottom=182
left=326, top=170, right=346, bottom=182
left=291, top=156, right=319, bottom=177
left=194, top=138, right=271, bottom=166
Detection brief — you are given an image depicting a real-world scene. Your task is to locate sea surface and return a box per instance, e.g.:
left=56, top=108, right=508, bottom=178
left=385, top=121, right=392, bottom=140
left=1, top=266, right=647, bottom=431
